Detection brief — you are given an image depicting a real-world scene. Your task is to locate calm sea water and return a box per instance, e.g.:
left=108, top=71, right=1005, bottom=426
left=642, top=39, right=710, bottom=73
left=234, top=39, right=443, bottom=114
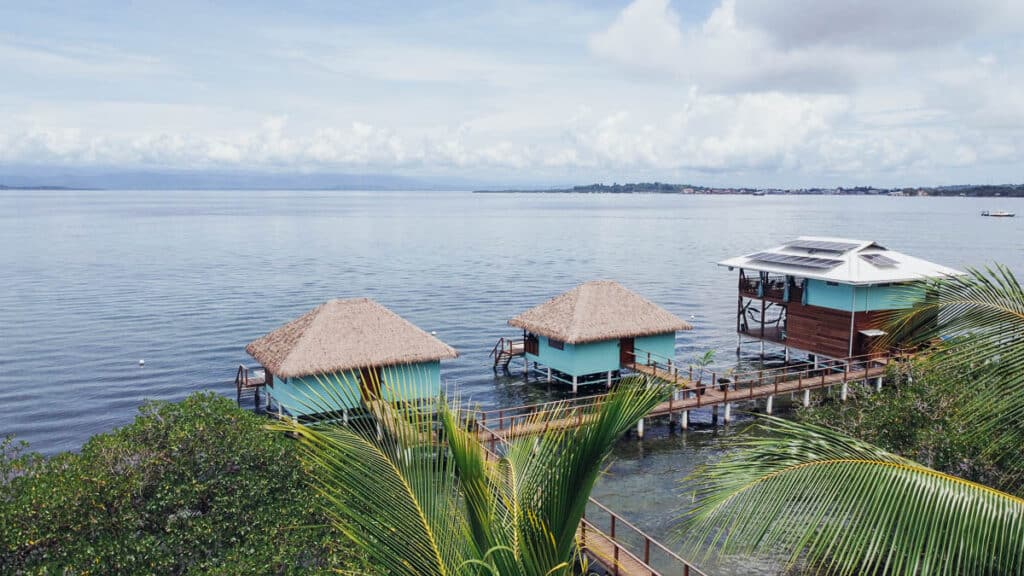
left=1, top=190, right=1019, bottom=573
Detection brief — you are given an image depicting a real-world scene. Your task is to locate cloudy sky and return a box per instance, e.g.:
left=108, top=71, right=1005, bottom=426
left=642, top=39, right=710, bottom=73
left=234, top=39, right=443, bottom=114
left=1, top=0, right=1022, bottom=187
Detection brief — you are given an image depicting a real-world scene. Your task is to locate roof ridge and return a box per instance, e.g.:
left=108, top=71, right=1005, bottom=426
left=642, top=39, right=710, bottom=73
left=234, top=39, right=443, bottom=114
left=567, top=282, right=593, bottom=343
left=282, top=301, right=332, bottom=372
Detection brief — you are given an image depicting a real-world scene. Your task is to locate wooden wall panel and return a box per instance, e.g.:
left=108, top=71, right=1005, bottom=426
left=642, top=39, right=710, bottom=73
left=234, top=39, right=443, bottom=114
left=786, top=303, right=886, bottom=358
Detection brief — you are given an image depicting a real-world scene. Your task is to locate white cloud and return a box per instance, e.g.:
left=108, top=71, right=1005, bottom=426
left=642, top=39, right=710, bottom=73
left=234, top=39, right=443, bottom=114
left=2, top=1, right=1023, bottom=186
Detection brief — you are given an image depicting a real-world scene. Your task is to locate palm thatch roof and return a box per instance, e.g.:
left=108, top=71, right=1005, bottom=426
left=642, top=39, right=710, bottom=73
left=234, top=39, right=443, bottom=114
left=508, top=281, right=692, bottom=344
left=246, top=298, right=458, bottom=378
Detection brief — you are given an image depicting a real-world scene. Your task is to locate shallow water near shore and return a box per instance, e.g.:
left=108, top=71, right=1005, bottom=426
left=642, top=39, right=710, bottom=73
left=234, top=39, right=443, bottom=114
left=1, top=190, right=1019, bottom=573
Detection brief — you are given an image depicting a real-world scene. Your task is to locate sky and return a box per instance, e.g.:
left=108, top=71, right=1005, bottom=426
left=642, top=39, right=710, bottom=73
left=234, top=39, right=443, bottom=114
left=1, top=0, right=1022, bottom=188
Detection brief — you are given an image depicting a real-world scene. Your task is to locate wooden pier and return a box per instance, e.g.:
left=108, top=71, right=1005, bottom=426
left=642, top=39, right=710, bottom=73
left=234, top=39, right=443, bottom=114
left=476, top=350, right=894, bottom=444
left=469, top=351, right=897, bottom=575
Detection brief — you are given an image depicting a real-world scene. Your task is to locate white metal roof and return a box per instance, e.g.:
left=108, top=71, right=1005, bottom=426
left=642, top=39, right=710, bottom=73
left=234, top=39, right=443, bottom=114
left=718, top=236, right=962, bottom=285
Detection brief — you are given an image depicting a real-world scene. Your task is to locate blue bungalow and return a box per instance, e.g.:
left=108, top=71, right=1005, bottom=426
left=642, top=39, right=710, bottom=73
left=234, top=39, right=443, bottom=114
left=508, top=280, right=692, bottom=392
left=245, top=298, right=458, bottom=419
left=719, top=237, right=961, bottom=360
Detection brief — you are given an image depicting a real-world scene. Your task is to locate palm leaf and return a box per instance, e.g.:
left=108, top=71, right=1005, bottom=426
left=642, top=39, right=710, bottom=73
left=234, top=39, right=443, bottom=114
left=269, top=368, right=476, bottom=576
left=272, top=367, right=670, bottom=575
left=882, top=265, right=1024, bottom=479
left=679, top=417, right=1024, bottom=575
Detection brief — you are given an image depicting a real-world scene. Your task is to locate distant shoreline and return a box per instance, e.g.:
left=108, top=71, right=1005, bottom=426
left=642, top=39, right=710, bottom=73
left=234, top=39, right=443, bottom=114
left=474, top=182, right=1024, bottom=198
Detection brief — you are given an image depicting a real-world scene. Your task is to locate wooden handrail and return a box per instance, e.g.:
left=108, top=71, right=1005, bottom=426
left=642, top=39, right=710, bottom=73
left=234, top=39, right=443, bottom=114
left=489, top=337, right=506, bottom=359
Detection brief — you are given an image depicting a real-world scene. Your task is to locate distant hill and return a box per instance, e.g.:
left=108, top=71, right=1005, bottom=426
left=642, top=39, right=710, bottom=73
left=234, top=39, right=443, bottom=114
left=0, top=184, right=85, bottom=191
left=0, top=168, right=482, bottom=191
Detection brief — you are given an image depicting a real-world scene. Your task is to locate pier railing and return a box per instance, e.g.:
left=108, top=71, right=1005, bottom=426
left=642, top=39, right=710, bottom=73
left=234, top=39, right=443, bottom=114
left=582, top=498, right=708, bottom=576
left=626, top=347, right=901, bottom=406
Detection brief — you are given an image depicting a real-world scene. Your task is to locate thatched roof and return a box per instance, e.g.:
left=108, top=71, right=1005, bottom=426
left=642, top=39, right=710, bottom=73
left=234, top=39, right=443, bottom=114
left=508, top=281, right=692, bottom=344
left=246, top=298, right=458, bottom=378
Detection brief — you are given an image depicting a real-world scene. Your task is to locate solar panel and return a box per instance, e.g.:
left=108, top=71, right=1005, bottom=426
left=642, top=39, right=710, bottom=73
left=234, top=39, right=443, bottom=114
left=750, top=251, right=843, bottom=270
left=784, top=239, right=859, bottom=254
left=860, top=253, right=898, bottom=267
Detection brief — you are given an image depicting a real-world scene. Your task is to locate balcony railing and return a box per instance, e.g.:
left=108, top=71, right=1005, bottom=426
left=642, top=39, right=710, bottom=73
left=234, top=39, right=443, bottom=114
left=740, top=276, right=802, bottom=302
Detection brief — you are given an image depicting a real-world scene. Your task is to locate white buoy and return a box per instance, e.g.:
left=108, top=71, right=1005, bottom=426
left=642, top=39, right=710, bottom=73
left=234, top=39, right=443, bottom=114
left=431, top=331, right=437, bottom=335
left=139, top=359, right=145, bottom=366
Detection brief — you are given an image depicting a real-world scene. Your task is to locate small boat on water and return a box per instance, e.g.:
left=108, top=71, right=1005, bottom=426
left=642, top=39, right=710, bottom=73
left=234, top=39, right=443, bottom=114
left=981, top=210, right=1016, bottom=217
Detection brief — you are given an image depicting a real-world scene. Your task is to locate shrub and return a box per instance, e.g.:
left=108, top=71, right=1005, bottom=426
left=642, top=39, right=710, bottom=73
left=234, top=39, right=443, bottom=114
left=0, top=392, right=371, bottom=575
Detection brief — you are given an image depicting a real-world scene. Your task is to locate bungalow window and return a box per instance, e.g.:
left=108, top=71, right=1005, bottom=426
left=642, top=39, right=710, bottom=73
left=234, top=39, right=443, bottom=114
left=548, top=338, right=565, bottom=350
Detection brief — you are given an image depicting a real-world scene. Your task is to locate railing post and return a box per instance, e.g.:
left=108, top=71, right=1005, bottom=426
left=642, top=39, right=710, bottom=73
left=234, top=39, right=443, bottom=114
left=499, top=410, right=504, bottom=430
left=644, top=538, right=651, bottom=564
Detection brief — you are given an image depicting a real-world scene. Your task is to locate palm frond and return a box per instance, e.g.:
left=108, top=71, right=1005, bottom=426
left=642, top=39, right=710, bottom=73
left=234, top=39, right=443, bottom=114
left=270, top=368, right=476, bottom=576
left=882, top=265, right=1024, bottom=476
left=679, top=417, right=1024, bottom=575
left=272, top=367, right=670, bottom=575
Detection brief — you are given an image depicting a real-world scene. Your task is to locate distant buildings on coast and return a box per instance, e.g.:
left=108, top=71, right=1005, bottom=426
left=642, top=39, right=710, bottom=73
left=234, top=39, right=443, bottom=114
left=475, top=182, right=1024, bottom=198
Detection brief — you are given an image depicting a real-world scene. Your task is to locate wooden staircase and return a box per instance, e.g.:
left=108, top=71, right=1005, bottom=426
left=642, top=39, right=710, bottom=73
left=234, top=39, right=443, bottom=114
left=235, top=364, right=267, bottom=409
left=489, top=337, right=526, bottom=372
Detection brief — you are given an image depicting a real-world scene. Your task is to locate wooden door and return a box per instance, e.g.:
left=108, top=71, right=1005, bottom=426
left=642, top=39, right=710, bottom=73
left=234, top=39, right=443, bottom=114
left=619, top=338, right=635, bottom=366
left=359, top=366, right=383, bottom=401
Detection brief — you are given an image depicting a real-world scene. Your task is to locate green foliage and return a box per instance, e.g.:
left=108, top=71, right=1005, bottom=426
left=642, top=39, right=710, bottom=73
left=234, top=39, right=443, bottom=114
left=0, top=392, right=370, bottom=575
left=797, top=361, right=1014, bottom=492
left=274, top=370, right=672, bottom=576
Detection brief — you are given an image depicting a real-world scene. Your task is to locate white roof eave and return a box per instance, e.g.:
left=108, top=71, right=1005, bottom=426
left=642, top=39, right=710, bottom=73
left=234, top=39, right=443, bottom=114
left=717, top=255, right=962, bottom=286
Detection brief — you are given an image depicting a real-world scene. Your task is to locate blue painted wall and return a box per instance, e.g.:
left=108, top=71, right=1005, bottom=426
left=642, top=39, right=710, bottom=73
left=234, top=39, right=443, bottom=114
left=526, top=336, right=619, bottom=376
left=525, top=332, right=677, bottom=376
left=635, top=332, right=677, bottom=364
left=805, top=280, right=924, bottom=312
left=381, top=361, right=442, bottom=403
left=268, top=360, right=441, bottom=417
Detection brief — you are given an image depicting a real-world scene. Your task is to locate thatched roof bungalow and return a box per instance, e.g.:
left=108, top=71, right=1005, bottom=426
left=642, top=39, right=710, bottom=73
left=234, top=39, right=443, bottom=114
left=246, top=298, right=457, bottom=418
left=509, top=281, right=691, bottom=391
